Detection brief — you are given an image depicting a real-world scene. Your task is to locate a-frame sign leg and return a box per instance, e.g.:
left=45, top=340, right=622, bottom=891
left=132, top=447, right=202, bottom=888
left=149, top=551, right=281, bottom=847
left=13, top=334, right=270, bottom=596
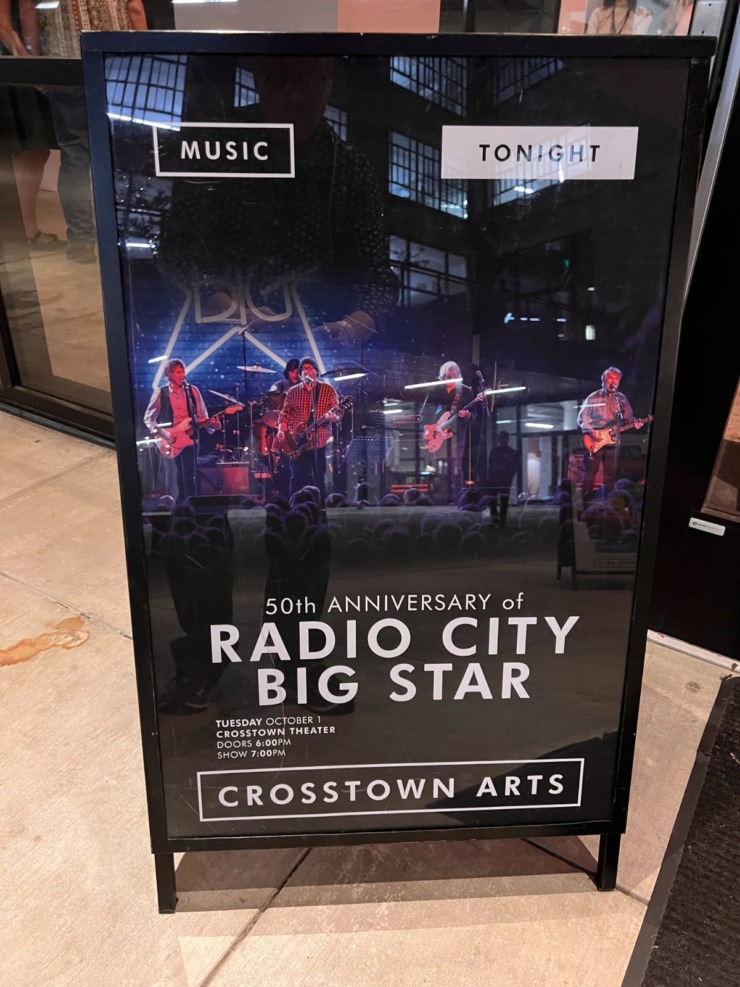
left=155, top=852, right=177, bottom=913
left=596, top=833, right=621, bottom=891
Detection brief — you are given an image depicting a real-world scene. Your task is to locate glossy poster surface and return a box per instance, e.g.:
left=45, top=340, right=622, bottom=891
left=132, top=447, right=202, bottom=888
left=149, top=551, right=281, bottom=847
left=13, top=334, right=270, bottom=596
left=98, top=44, right=690, bottom=838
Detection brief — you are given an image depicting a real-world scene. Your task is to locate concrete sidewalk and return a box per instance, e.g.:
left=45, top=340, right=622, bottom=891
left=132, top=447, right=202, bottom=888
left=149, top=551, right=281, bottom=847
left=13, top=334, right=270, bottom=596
left=0, top=411, right=726, bottom=987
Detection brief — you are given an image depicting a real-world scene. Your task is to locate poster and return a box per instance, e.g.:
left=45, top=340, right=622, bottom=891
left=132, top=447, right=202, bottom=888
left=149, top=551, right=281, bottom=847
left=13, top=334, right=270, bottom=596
left=85, top=35, right=705, bottom=843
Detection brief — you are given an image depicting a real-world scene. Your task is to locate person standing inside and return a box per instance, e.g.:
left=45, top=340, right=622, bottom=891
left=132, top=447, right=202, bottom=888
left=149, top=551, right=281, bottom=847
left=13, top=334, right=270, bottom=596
left=21, top=0, right=147, bottom=263
left=586, top=0, right=652, bottom=35
left=578, top=366, right=644, bottom=500
left=488, top=431, right=519, bottom=527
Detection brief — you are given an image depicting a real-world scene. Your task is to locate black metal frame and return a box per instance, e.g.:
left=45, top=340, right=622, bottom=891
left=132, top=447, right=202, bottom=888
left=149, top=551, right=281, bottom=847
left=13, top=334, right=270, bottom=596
left=82, top=31, right=712, bottom=911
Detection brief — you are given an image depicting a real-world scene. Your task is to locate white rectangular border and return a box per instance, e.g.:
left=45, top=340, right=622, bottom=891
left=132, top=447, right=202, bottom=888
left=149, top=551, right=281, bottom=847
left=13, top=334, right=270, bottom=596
left=196, top=758, right=585, bottom=822
left=152, top=122, right=295, bottom=178
left=440, top=125, right=639, bottom=181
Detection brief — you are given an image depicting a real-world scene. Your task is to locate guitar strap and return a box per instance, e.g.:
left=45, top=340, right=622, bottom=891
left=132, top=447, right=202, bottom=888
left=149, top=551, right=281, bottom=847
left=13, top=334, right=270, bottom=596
left=184, top=385, right=200, bottom=448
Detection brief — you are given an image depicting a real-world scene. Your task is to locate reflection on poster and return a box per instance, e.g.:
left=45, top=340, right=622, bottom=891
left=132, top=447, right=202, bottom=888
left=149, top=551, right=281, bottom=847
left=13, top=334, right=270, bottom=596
left=703, top=379, right=740, bottom=522
left=99, top=47, right=690, bottom=839
left=558, top=0, right=694, bottom=36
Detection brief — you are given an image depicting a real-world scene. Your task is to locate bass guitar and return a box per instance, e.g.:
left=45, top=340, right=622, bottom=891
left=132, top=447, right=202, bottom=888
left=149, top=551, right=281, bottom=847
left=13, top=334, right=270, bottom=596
left=423, top=394, right=484, bottom=454
left=278, top=396, right=352, bottom=461
left=154, top=405, right=243, bottom=459
left=583, top=415, right=653, bottom=455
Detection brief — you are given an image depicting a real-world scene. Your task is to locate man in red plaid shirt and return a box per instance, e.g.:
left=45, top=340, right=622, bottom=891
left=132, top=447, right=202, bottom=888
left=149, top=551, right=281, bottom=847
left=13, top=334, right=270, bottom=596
left=275, top=357, right=343, bottom=500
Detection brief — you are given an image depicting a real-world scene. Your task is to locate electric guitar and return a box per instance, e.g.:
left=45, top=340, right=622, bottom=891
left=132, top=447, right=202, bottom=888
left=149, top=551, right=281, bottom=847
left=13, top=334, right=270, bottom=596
left=154, top=405, right=243, bottom=459
left=278, top=396, right=352, bottom=461
left=582, top=415, right=653, bottom=455
left=423, top=395, right=484, bottom=454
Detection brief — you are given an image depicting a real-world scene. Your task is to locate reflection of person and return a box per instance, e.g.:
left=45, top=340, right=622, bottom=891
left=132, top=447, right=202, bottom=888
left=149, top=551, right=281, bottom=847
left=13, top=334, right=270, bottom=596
left=27, top=0, right=147, bottom=262
left=488, top=431, right=519, bottom=527
left=158, top=56, right=398, bottom=344
left=586, top=0, right=652, bottom=34
left=578, top=366, right=643, bottom=500
left=658, top=0, right=693, bottom=35
left=144, top=359, right=213, bottom=503
left=275, top=357, right=343, bottom=501
left=433, top=361, right=483, bottom=499
left=0, top=0, right=64, bottom=251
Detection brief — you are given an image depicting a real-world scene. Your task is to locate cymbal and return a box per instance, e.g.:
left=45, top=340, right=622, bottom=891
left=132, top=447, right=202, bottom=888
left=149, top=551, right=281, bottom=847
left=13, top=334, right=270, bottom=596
left=238, top=365, right=277, bottom=374
left=323, top=365, right=369, bottom=376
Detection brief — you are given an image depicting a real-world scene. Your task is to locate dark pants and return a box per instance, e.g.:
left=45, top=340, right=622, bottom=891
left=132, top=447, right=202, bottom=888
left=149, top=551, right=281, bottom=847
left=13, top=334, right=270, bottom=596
left=583, top=446, right=619, bottom=500
left=176, top=446, right=198, bottom=502
left=289, top=447, right=327, bottom=501
left=48, top=87, right=95, bottom=244
left=490, top=487, right=511, bottom=526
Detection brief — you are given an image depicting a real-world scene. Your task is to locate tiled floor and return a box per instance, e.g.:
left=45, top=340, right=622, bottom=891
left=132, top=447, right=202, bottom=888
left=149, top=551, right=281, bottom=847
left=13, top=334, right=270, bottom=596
left=0, top=410, right=728, bottom=987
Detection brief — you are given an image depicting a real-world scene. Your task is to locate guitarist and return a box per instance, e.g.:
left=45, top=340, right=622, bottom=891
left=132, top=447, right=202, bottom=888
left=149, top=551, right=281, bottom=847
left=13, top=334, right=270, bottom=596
left=578, top=366, right=644, bottom=500
left=144, top=358, right=214, bottom=502
left=274, top=357, right=343, bottom=501
left=434, top=361, right=483, bottom=499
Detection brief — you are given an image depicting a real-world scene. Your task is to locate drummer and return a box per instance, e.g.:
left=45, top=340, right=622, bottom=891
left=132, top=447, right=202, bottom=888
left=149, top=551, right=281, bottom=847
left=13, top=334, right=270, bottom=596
left=268, top=358, right=301, bottom=399
left=262, top=359, right=300, bottom=494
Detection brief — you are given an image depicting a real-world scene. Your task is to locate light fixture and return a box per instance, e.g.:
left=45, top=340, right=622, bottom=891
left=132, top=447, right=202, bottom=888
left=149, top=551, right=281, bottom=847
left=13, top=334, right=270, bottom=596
left=333, top=372, right=367, bottom=381
left=148, top=355, right=168, bottom=364
left=525, top=422, right=555, bottom=430
left=484, top=386, right=527, bottom=396
left=405, top=378, right=461, bottom=390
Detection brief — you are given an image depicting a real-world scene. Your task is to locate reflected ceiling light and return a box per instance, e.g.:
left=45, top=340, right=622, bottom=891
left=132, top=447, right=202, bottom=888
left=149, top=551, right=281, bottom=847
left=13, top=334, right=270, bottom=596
left=333, top=372, right=367, bottom=381
left=556, top=317, right=567, bottom=323
left=514, top=185, right=535, bottom=194
left=497, top=419, right=514, bottom=424
left=383, top=409, right=404, bottom=415
left=587, top=286, right=596, bottom=292
left=148, top=355, right=168, bottom=364
left=405, top=378, right=462, bottom=390
left=525, top=422, right=555, bottom=429
left=484, top=386, right=527, bottom=395
left=504, top=312, right=515, bottom=324
left=35, top=1, right=59, bottom=8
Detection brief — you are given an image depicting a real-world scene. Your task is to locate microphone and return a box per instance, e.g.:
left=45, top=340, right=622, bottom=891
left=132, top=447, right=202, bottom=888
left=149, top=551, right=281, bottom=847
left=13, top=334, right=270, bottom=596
left=302, top=373, right=316, bottom=388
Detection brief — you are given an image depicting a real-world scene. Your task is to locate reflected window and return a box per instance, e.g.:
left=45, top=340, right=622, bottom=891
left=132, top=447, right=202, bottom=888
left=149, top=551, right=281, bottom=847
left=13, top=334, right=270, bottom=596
left=492, top=177, right=558, bottom=207
left=390, top=236, right=468, bottom=306
left=490, top=58, right=563, bottom=105
left=234, top=68, right=347, bottom=140
left=390, top=57, right=467, bottom=115
left=234, top=67, right=259, bottom=108
left=324, top=105, right=348, bottom=141
left=389, top=132, right=467, bottom=218
left=106, top=55, right=186, bottom=129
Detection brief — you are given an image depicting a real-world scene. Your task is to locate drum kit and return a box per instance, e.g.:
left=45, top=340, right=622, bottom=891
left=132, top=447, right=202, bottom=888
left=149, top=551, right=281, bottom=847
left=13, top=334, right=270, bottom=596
left=207, top=364, right=283, bottom=469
